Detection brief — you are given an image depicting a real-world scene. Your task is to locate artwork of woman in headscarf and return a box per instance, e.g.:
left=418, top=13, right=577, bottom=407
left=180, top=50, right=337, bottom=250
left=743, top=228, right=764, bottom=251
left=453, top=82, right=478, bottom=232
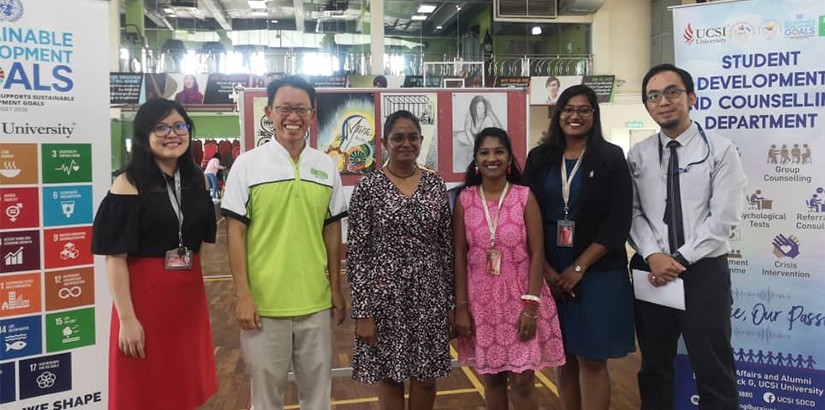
left=175, top=74, right=204, bottom=105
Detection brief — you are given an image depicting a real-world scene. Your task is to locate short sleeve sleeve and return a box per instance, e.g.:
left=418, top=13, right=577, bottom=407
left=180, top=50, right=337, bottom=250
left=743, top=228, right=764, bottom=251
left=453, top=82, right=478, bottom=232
left=325, top=156, right=348, bottom=224
left=221, top=153, right=251, bottom=224
left=91, top=193, right=140, bottom=255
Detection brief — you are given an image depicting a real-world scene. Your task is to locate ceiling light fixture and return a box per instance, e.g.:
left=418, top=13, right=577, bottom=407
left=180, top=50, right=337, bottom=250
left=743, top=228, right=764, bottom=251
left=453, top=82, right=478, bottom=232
left=411, top=15, right=427, bottom=21
left=247, top=0, right=267, bottom=10
left=531, top=26, right=542, bottom=35
left=162, top=7, right=174, bottom=14
left=417, top=4, right=437, bottom=13
left=270, top=19, right=279, bottom=23
left=436, top=25, right=443, bottom=30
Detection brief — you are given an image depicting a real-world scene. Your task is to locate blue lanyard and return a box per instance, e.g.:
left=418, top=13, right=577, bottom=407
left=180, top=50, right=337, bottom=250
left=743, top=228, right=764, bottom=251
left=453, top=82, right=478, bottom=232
left=657, top=123, right=711, bottom=175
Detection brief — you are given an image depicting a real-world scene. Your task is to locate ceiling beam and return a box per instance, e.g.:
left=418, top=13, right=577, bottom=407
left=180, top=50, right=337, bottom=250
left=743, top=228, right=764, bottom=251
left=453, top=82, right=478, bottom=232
left=293, top=0, right=305, bottom=32
left=145, top=10, right=174, bottom=31
left=199, top=0, right=232, bottom=31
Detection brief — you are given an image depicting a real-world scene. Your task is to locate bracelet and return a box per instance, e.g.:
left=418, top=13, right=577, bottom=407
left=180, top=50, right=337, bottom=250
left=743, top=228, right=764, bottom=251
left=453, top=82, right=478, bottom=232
left=456, top=300, right=469, bottom=305
left=520, top=294, right=541, bottom=304
left=522, top=311, right=538, bottom=320
left=522, top=300, right=539, bottom=308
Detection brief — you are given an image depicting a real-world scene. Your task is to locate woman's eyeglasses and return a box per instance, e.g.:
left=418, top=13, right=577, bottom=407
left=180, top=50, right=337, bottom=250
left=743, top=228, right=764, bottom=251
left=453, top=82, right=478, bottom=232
left=559, top=106, right=595, bottom=117
left=153, top=123, right=190, bottom=137
left=388, top=134, right=422, bottom=145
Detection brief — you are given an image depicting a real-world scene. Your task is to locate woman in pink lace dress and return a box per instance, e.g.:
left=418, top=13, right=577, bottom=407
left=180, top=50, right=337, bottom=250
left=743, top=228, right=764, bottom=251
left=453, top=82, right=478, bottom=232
left=454, top=127, right=565, bottom=409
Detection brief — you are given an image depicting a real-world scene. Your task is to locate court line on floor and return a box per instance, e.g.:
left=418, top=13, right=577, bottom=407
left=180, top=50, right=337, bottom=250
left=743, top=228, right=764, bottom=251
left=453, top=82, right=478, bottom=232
left=450, top=344, right=486, bottom=400
left=535, top=368, right=559, bottom=396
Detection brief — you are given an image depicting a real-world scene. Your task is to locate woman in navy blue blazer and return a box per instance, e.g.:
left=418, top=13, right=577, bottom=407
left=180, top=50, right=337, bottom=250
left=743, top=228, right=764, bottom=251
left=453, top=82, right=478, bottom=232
left=523, top=85, right=635, bottom=410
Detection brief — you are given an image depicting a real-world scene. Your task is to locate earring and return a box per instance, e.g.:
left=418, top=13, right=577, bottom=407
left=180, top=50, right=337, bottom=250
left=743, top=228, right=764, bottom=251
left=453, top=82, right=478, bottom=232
left=474, top=166, right=479, bottom=175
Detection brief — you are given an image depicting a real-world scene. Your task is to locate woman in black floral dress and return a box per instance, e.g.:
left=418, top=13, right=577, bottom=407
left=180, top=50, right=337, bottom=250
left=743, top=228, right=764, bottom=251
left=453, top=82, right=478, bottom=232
left=347, top=110, right=454, bottom=409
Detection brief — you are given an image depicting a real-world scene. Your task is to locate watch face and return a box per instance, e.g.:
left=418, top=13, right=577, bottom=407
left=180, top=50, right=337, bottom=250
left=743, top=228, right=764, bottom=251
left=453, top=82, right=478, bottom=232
left=574, top=265, right=581, bottom=272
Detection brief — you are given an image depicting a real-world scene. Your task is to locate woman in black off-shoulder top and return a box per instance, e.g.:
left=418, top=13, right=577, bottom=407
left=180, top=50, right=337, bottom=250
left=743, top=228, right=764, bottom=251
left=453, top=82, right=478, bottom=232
left=91, top=99, right=217, bottom=410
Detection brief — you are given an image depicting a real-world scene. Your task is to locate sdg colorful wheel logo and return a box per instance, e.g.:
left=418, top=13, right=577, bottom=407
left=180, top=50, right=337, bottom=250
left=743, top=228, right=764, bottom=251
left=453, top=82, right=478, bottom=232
left=0, top=0, right=24, bottom=23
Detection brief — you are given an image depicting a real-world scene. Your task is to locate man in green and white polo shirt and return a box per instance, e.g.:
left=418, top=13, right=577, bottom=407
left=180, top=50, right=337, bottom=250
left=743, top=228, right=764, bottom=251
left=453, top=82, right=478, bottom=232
left=222, top=76, right=347, bottom=410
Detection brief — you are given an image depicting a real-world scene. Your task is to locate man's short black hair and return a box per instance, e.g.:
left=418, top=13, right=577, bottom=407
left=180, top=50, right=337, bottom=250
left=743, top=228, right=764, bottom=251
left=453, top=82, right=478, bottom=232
left=641, top=64, right=695, bottom=104
left=266, top=75, right=316, bottom=107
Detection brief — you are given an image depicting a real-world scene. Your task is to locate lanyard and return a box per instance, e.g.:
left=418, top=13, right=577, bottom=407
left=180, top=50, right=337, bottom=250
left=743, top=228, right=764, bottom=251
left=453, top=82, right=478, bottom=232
left=561, top=149, right=585, bottom=219
left=657, top=123, right=710, bottom=174
left=479, top=182, right=509, bottom=248
left=165, top=169, right=184, bottom=249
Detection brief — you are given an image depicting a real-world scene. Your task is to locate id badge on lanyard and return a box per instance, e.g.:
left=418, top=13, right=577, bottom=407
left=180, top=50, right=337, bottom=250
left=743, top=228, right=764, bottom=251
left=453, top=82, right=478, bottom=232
left=480, top=183, right=509, bottom=276
left=164, top=169, right=193, bottom=270
left=557, top=151, right=585, bottom=248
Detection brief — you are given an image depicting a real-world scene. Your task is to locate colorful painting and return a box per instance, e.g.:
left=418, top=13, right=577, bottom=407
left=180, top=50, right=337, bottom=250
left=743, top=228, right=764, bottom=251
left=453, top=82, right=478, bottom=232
left=316, top=93, right=377, bottom=174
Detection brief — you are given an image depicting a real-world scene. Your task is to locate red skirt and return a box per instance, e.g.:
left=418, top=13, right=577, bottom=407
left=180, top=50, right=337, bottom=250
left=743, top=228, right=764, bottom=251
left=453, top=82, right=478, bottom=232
left=109, top=255, right=217, bottom=410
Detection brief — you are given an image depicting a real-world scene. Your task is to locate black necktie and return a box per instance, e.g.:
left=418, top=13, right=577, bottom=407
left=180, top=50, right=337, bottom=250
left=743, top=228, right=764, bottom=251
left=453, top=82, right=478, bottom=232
left=664, top=140, right=685, bottom=253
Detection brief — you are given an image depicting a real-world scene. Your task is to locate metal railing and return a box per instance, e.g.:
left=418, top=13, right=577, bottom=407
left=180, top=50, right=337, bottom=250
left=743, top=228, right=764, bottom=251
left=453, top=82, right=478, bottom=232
left=122, top=48, right=592, bottom=78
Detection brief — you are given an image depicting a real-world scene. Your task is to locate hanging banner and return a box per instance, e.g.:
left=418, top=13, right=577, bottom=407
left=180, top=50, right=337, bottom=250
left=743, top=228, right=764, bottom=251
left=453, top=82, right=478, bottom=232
left=673, top=0, right=825, bottom=408
left=0, top=0, right=111, bottom=408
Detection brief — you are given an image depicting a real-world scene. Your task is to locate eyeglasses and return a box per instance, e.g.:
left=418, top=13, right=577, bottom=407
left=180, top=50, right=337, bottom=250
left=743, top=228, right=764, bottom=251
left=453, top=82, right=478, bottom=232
left=646, top=87, right=687, bottom=103
left=559, top=106, right=595, bottom=117
left=387, top=134, right=422, bottom=145
left=153, top=123, right=190, bottom=137
left=273, top=105, right=313, bottom=117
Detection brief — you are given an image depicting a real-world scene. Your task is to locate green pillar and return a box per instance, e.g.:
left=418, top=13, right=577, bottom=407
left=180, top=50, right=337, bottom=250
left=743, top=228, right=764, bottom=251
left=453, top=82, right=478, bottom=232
left=125, top=0, right=145, bottom=38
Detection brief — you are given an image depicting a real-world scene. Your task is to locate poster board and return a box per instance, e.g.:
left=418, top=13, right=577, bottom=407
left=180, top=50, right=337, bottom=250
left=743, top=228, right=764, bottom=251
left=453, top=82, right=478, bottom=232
left=239, top=88, right=530, bottom=185
left=1, top=0, right=111, bottom=408
left=672, top=0, right=825, bottom=408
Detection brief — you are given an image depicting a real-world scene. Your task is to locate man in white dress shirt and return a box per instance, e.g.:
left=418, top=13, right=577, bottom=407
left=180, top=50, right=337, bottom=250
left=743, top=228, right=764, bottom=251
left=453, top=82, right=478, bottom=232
left=628, top=64, right=747, bottom=410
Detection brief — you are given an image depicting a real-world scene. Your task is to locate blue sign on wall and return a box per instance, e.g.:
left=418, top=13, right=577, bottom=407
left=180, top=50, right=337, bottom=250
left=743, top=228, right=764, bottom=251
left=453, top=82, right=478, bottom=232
left=0, top=315, right=43, bottom=361
left=0, top=361, right=15, bottom=403
left=42, top=185, right=93, bottom=227
left=19, top=352, right=72, bottom=400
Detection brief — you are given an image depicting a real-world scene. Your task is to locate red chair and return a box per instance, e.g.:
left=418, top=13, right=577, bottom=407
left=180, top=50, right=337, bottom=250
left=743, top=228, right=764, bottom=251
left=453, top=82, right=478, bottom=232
left=202, top=142, right=218, bottom=168
left=190, top=139, right=203, bottom=167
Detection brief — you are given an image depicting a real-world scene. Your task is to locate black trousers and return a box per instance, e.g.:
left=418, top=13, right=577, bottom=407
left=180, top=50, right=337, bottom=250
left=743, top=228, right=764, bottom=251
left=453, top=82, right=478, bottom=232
left=635, top=255, right=738, bottom=410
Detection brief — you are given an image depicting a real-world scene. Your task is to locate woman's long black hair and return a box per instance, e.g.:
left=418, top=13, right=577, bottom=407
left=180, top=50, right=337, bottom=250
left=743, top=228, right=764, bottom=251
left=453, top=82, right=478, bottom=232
left=463, top=127, right=525, bottom=187
left=123, top=99, right=202, bottom=193
left=540, top=85, right=606, bottom=168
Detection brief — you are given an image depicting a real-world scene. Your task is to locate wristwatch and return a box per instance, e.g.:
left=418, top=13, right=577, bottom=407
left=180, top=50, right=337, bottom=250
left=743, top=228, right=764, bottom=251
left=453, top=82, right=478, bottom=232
left=574, top=264, right=583, bottom=273
left=672, top=251, right=690, bottom=267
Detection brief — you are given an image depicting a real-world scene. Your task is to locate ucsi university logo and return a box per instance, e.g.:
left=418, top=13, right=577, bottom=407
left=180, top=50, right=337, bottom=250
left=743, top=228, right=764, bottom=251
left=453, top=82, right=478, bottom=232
left=683, top=22, right=728, bottom=45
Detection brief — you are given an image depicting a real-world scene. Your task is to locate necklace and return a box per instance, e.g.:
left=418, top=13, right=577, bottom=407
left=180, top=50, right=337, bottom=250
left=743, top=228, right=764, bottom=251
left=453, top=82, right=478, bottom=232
left=384, top=165, right=417, bottom=179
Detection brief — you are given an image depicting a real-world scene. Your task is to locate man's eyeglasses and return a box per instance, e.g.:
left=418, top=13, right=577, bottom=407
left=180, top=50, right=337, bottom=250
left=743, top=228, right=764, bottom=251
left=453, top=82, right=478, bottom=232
left=646, top=87, right=687, bottom=103
left=387, top=134, right=422, bottom=145
left=273, top=106, right=313, bottom=117
left=153, top=123, right=190, bottom=137
left=559, top=106, right=595, bottom=117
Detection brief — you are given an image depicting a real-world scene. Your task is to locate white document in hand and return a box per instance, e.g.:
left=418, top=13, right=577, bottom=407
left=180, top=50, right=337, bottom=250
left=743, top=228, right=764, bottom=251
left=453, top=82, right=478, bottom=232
left=632, top=269, right=686, bottom=311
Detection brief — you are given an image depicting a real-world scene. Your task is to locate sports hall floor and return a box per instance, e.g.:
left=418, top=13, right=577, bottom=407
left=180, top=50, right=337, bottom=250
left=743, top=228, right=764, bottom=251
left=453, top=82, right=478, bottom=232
left=197, top=215, right=641, bottom=409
